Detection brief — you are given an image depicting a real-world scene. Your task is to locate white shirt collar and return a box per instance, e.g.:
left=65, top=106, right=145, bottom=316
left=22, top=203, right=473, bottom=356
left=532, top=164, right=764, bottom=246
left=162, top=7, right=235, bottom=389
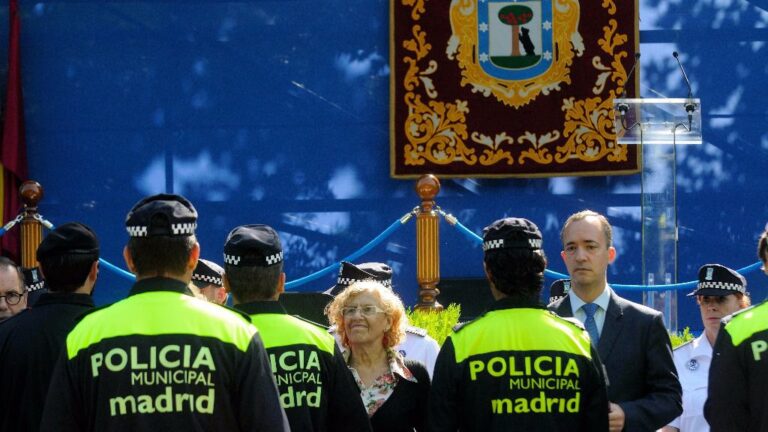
left=690, top=332, right=713, bottom=358
left=569, top=284, right=611, bottom=314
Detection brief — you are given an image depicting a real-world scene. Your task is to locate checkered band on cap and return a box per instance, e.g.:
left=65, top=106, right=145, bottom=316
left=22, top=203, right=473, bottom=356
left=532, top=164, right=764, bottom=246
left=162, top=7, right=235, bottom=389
left=128, top=223, right=196, bottom=237
left=336, top=276, right=392, bottom=288
left=26, top=281, right=45, bottom=292
left=697, top=281, right=744, bottom=292
left=265, top=251, right=283, bottom=266
left=171, top=223, right=197, bottom=236
left=224, top=252, right=283, bottom=267
left=126, top=226, right=148, bottom=237
left=483, top=238, right=542, bottom=251
left=483, top=239, right=504, bottom=251
left=192, top=273, right=222, bottom=287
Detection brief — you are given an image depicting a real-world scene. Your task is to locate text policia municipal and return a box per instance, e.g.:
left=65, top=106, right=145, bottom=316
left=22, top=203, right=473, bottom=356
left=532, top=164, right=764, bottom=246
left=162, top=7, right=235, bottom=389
left=469, top=354, right=584, bottom=414
left=90, top=345, right=324, bottom=416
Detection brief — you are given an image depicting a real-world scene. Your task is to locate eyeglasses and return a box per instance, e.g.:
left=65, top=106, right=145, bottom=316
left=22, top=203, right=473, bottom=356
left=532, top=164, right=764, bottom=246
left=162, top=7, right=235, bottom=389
left=342, top=305, right=386, bottom=317
left=0, top=291, right=25, bottom=306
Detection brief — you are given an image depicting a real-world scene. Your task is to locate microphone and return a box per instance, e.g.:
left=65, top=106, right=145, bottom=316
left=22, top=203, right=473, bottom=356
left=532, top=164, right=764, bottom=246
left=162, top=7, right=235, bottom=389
left=617, top=52, right=641, bottom=127
left=673, top=51, right=696, bottom=129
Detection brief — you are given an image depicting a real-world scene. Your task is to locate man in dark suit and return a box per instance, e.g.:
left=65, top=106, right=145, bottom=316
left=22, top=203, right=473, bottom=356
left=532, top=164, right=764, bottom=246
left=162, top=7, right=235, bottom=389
left=548, top=210, right=682, bottom=432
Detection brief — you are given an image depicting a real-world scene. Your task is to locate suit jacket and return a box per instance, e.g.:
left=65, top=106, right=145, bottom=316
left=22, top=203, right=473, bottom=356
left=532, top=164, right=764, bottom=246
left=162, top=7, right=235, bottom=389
left=548, top=288, right=682, bottom=432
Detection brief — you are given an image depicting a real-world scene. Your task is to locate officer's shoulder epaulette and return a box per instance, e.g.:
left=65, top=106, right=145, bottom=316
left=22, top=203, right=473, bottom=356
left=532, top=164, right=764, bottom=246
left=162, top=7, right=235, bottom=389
left=290, top=314, right=330, bottom=330
left=673, top=339, right=694, bottom=351
left=452, top=317, right=479, bottom=333
left=405, top=325, right=428, bottom=337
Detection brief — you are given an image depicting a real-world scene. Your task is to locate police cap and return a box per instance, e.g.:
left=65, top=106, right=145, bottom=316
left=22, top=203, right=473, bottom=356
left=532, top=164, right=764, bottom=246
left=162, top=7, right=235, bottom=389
left=23, top=267, right=46, bottom=293
left=192, top=258, right=224, bottom=288
left=549, top=278, right=571, bottom=304
left=224, top=224, right=283, bottom=267
left=688, top=263, right=747, bottom=297
left=482, top=217, right=543, bottom=253
left=36, top=222, right=99, bottom=260
left=325, top=261, right=393, bottom=296
left=125, top=194, right=197, bottom=238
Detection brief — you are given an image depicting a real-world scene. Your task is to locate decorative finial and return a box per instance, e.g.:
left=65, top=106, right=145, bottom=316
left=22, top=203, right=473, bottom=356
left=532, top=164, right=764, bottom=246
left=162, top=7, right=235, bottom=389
left=416, top=174, right=440, bottom=207
left=19, top=180, right=43, bottom=209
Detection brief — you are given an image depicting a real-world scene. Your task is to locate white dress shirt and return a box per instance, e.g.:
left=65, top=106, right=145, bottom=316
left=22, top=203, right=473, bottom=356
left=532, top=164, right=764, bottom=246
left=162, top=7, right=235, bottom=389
left=666, top=333, right=712, bottom=432
left=568, top=285, right=612, bottom=338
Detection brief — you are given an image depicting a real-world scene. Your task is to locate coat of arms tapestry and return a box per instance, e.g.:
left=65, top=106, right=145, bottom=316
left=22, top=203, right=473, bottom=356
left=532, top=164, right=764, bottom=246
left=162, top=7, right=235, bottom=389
left=390, top=0, right=640, bottom=178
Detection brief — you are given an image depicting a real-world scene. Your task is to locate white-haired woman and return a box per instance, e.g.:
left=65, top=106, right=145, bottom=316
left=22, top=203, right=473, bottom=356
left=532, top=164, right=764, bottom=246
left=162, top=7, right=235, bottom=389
left=327, top=281, right=430, bottom=432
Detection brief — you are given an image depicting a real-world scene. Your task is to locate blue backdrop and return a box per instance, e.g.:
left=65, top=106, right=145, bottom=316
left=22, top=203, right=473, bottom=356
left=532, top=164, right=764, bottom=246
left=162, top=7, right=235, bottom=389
left=1, top=0, right=767, bottom=334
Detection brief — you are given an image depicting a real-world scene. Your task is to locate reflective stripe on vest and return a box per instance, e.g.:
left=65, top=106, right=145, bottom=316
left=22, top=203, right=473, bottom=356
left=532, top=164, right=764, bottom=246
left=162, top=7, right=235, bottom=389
left=66, top=291, right=257, bottom=359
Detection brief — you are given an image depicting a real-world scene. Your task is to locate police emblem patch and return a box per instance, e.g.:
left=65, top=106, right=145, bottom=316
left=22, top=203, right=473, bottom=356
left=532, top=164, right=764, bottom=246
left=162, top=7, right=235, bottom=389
left=687, top=359, right=699, bottom=371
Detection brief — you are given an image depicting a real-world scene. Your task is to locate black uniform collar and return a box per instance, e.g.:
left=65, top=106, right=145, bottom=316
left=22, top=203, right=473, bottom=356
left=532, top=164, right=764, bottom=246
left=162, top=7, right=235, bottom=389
left=129, top=277, right=191, bottom=296
left=490, top=296, right=545, bottom=311
left=33, top=292, right=94, bottom=308
left=235, top=300, right=287, bottom=316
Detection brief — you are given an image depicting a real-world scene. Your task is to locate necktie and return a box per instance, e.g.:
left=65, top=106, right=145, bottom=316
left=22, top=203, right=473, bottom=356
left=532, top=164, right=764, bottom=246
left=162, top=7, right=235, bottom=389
left=582, top=303, right=600, bottom=344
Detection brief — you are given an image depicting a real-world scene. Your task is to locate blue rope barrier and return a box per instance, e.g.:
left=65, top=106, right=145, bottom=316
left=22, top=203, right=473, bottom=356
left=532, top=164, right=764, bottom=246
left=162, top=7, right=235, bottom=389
left=99, top=258, right=136, bottom=281
left=285, top=215, right=412, bottom=290
left=36, top=219, right=136, bottom=282
left=445, top=214, right=763, bottom=292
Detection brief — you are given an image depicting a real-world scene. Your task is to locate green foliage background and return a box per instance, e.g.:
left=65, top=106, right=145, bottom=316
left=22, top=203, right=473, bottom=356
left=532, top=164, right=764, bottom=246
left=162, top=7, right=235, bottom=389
left=406, top=304, right=461, bottom=346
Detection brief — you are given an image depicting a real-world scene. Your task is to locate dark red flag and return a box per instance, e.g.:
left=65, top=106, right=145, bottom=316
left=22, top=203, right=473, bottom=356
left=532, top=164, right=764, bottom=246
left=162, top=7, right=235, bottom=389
left=1, top=0, right=28, bottom=262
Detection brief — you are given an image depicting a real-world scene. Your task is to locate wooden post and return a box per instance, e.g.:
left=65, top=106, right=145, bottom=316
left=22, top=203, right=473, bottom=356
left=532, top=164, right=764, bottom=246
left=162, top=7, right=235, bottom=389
left=415, top=174, right=443, bottom=311
left=19, top=181, right=43, bottom=269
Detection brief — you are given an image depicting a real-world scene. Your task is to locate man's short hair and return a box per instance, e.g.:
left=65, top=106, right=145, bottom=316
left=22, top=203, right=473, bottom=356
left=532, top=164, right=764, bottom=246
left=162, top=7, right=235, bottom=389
left=561, top=210, right=613, bottom=247
left=0, top=256, right=23, bottom=292
left=127, top=235, right=197, bottom=276
left=226, top=263, right=283, bottom=302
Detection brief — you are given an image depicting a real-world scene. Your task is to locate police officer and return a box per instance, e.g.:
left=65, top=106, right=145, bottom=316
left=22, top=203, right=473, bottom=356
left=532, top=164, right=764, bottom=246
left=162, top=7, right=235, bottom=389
left=663, top=264, right=749, bottom=432
left=223, top=224, right=371, bottom=432
left=192, top=258, right=227, bottom=304
left=40, top=194, right=288, bottom=432
left=0, top=222, right=99, bottom=432
left=428, top=217, right=609, bottom=431
left=705, top=230, right=768, bottom=431
left=327, top=261, right=441, bottom=377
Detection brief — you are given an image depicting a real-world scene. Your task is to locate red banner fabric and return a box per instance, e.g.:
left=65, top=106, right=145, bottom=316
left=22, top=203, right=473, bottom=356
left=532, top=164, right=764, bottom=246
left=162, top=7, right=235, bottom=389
left=1, top=0, right=28, bottom=261
left=390, top=0, right=640, bottom=178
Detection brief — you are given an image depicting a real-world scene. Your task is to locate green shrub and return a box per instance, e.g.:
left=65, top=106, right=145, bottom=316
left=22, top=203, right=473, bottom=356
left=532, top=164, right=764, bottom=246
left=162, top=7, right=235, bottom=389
left=406, top=304, right=462, bottom=346
left=670, top=327, right=695, bottom=348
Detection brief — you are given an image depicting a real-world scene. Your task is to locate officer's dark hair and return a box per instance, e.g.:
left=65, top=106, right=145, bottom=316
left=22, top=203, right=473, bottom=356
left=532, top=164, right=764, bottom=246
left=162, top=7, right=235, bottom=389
left=484, top=247, right=547, bottom=300
left=758, top=229, right=768, bottom=265
left=127, top=234, right=197, bottom=276
left=225, top=262, right=283, bottom=302
left=39, top=253, right=98, bottom=293
left=0, top=257, right=23, bottom=291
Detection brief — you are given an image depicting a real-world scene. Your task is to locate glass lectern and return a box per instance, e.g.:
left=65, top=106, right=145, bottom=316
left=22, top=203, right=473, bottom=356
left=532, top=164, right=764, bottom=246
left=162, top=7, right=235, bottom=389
left=613, top=97, right=702, bottom=332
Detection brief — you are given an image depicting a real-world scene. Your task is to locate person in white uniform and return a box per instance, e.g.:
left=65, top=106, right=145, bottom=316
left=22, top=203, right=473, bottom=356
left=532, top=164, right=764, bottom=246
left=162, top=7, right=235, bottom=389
left=326, top=261, right=440, bottom=377
left=662, top=263, right=750, bottom=432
